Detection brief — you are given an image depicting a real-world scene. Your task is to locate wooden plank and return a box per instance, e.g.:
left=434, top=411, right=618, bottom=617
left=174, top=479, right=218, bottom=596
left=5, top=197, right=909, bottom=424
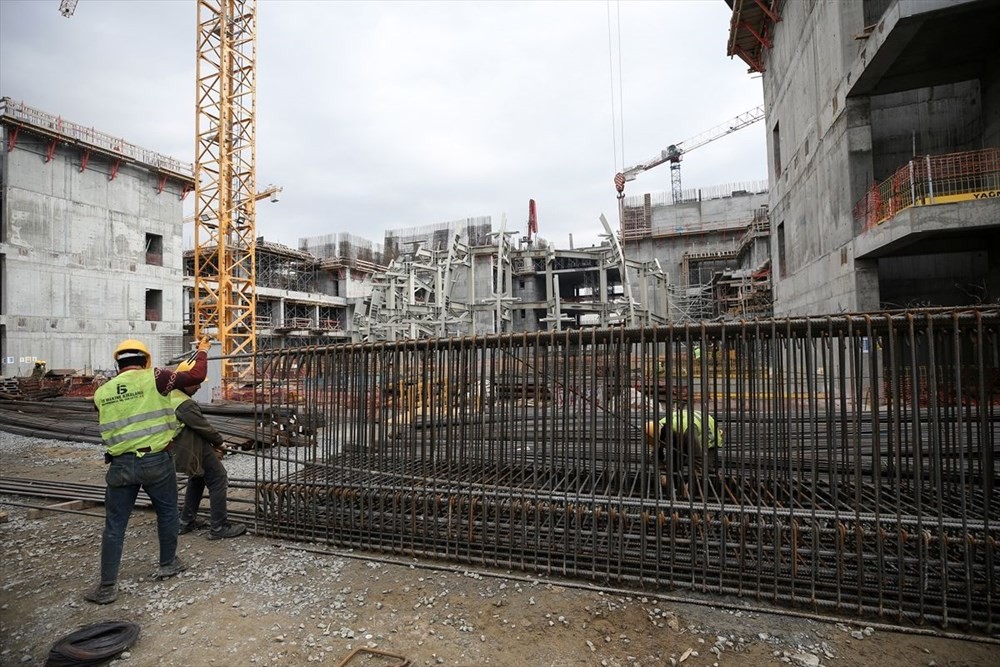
left=26, top=499, right=94, bottom=519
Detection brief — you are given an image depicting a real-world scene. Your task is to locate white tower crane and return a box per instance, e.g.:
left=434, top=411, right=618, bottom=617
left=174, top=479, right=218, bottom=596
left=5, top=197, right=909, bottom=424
left=614, top=105, right=765, bottom=206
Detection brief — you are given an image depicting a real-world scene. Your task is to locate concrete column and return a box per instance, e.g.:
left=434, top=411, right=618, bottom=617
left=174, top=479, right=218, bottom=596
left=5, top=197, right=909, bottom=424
left=846, top=97, right=874, bottom=238
left=599, top=265, right=608, bottom=327
left=854, top=258, right=881, bottom=311
left=277, top=298, right=285, bottom=328
left=545, top=255, right=553, bottom=331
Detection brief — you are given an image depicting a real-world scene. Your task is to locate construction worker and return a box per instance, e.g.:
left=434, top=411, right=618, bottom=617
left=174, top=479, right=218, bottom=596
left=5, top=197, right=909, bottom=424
left=170, top=356, right=246, bottom=540
left=646, top=407, right=723, bottom=496
left=85, top=337, right=211, bottom=605
left=31, top=360, right=46, bottom=379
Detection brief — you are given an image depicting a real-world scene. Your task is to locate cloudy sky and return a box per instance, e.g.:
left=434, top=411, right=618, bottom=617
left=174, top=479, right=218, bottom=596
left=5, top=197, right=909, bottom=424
left=0, top=0, right=765, bottom=250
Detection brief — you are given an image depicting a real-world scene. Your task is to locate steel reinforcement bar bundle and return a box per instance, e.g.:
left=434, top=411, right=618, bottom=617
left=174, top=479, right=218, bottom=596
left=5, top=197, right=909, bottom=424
left=252, top=309, right=999, bottom=634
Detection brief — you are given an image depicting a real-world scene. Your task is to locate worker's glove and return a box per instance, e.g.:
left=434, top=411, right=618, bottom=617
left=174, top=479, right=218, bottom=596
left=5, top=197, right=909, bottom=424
left=197, top=336, right=213, bottom=353
left=213, top=446, right=225, bottom=460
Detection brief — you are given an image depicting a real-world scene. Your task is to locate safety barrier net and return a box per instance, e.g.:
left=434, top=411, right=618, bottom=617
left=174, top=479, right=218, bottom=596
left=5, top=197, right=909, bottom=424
left=854, top=148, right=1000, bottom=231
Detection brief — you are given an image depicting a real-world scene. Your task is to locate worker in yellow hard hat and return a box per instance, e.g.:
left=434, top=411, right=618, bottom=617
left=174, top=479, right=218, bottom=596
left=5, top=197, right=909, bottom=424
left=31, top=360, right=47, bottom=379
left=85, top=335, right=213, bottom=605
left=646, top=406, right=723, bottom=497
left=170, top=354, right=246, bottom=541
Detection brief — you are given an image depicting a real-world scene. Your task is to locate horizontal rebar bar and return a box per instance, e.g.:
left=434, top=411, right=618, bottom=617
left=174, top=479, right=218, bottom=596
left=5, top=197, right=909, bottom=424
left=252, top=308, right=999, bottom=634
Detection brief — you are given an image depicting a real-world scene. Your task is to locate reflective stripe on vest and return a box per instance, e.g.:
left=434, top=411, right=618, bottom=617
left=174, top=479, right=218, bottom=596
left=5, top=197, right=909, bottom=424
left=659, top=410, right=722, bottom=449
left=95, top=369, right=181, bottom=456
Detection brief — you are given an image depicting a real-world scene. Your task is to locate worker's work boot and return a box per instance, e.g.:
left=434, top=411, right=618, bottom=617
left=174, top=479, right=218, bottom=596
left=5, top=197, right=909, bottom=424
left=208, top=522, right=246, bottom=540
left=178, top=519, right=207, bottom=535
left=84, top=583, right=118, bottom=605
left=154, top=557, right=187, bottom=580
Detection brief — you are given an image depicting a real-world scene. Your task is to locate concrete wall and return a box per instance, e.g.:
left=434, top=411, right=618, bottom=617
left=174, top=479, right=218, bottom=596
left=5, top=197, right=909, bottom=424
left=762, top=0, right=999, bottom=315
left=986, top=49, right=1000, bottom=148
left=626, top=190, right=767, bottom=288
left=762, top=0, right=875, bottom=315
left=1, top=130, right=186, bottom=375
left=870, top=82, right=983, bottom=178
left=878, top=251, right=992, bottom=308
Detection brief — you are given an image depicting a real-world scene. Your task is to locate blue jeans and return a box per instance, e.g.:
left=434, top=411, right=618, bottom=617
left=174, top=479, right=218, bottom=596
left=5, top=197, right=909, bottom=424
left=180, top=438, right=229, bottom=531
left=100, top=450, right=178, bottom=585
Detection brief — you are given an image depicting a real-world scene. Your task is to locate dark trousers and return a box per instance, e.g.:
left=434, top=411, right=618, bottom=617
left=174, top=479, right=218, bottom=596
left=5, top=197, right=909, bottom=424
left=101, top=450, right=178, bottom=584
left=179, top=435, right=229, bottom=531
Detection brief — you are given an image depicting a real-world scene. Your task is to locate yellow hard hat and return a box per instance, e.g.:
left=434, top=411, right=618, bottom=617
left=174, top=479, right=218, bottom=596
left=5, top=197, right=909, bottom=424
left=113, top=339, right=152, bottom=368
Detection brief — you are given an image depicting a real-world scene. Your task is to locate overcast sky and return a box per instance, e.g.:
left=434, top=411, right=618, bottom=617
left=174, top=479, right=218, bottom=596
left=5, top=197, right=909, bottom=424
left=0, top=0, right=765, bottom=250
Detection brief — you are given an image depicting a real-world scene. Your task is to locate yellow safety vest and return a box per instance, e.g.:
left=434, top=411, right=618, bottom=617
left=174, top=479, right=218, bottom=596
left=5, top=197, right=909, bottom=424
left=95, top=369, right=181, bottom=457
left=659, top=410, right=723, bottom=450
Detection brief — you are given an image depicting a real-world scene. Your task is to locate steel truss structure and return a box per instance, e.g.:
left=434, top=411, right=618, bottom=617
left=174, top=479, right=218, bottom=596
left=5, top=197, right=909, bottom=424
left=194, top=0, right=258, bottom=391
left=252, top=308, right=999, bottom=634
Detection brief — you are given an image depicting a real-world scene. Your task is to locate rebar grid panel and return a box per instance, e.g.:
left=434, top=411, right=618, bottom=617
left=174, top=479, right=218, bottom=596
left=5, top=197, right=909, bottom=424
left=253, top=309, right=999, bottom=633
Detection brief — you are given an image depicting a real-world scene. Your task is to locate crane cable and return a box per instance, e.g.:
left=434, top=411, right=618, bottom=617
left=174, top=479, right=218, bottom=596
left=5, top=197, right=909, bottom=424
left=606, top=1, right=626, bottom=179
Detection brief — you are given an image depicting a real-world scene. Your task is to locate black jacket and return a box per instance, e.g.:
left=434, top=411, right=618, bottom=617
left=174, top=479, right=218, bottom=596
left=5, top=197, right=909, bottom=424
left=173, top=397, right=223, bottom=476
left=175, top=399, right=224, bottom=447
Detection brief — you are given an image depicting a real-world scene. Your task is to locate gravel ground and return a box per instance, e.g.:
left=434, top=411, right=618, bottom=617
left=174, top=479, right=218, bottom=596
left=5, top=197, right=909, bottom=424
left=1, top=431, right=997, bottom=667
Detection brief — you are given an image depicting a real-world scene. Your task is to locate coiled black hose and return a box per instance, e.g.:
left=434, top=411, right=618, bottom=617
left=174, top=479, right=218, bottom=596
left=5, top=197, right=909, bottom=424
left=45, top=621, right=140, bottom=667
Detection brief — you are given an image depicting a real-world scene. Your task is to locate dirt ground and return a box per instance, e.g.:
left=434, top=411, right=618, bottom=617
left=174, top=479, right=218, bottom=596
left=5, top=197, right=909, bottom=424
left=1, top=435, right=997, bottom=667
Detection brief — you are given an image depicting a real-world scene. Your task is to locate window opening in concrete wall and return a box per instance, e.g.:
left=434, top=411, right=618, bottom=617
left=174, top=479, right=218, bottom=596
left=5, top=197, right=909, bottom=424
left=777, top=222, right=787, bottom=279
left=145, top=289, right=163, bottom=321
left=772, top=122, right=782, bottom=176
left=145, top=233, right=163, bottom=266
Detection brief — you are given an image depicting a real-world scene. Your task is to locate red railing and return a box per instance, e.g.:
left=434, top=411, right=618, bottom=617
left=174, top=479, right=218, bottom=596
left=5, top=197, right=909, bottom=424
left=854, top=148, right=1000, bottom=231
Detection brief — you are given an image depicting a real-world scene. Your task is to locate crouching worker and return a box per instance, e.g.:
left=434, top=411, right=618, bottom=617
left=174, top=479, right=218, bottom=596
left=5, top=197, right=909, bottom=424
left=646, top=407, right=724, bottom=499
left=170, top=357, right=245, bottom=540
left=86, top=337, right=210, bottom=605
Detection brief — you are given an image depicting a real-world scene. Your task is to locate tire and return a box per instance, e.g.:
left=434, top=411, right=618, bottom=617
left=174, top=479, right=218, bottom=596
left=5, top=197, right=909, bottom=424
left=45, top=621, right=140, bottom=667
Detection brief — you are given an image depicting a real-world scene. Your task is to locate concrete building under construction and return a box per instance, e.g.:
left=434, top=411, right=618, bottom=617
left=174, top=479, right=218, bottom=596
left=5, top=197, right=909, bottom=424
left=728, top=0, right=1000, bottom=314
left=183, top=233, right=386, bottom=349
left=0, top=97, right=193, bottom=375
left=622, top=181, right=772, bottom=321
left=352, top=194, right=774, bottom=341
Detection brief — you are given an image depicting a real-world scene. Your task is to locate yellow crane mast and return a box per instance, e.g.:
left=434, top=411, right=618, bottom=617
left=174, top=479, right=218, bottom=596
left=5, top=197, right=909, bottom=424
left=194, top=0, right=258, bottom=396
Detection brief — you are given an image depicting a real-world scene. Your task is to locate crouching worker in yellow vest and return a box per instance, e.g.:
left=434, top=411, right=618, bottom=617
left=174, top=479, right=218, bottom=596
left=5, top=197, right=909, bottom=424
left=86, top=336, right=211, bottom=605
left=645, top=407, right=723, bottom=498
left=170, top=355, right=246, bottom=540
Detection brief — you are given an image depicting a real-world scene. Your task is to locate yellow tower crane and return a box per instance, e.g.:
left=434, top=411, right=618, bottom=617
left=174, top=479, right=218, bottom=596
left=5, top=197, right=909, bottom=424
left=193, top=0, right=259, bottom=397
left=61, top=0, right=263, bottom=399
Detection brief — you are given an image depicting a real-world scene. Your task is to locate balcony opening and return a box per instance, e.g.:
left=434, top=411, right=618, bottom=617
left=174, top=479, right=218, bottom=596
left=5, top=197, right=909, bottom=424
left=145, top=233, right=163, bottom=266
left=145, top=289, right=163, bottom=321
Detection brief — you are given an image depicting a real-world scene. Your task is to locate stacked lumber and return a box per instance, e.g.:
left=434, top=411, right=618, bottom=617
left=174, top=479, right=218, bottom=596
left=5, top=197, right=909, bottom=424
left=0, top=377, right=64, bottom=401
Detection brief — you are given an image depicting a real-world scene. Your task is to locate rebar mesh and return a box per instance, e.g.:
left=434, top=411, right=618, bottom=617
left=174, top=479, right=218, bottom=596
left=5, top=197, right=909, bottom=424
left=253, top=309, right=999, bottom=633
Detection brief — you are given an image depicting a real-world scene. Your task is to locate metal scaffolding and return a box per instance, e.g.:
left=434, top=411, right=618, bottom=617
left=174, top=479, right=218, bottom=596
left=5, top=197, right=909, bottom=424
left=357, top=231, right=473, bottom=341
